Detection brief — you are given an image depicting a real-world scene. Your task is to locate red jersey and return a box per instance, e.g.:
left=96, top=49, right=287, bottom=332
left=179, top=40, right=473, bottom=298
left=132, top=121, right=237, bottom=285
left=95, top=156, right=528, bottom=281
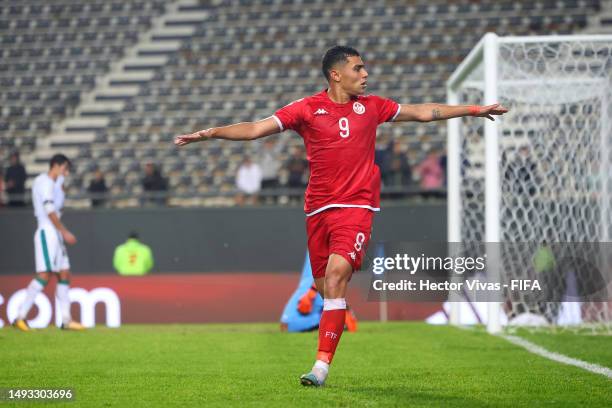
left=273, top=89, right=400, bottom=216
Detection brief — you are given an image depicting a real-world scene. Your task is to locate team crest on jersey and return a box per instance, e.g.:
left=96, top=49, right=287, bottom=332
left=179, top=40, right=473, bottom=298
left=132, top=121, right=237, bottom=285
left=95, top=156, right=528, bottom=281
left=353, top=102, right=365, bottom=115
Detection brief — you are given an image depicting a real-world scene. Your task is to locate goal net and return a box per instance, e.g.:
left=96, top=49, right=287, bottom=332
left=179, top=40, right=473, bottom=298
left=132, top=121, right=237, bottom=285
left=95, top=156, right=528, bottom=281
left=446, top=34, right=612, bottom=334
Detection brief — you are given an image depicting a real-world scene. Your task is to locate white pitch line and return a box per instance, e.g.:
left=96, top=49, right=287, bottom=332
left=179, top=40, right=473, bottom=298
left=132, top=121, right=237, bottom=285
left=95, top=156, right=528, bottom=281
left=502, top=334, right=612, bottom=379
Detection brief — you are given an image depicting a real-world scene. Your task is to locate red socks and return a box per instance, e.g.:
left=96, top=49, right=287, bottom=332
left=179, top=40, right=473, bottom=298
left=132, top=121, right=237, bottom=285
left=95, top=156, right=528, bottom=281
left=316, top=298, right=346, bottom=364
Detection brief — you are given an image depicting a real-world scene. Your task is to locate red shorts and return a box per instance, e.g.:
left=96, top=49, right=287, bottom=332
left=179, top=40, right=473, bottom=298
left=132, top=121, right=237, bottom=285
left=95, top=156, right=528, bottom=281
left=306, top=207, right=375, bottom=279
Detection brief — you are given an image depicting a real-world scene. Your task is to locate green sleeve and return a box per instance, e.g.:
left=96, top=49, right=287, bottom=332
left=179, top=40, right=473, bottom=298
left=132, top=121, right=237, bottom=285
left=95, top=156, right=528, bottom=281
left=113, top=247, right=122, bottom=272
left=145, top=246, right=154, bottom=272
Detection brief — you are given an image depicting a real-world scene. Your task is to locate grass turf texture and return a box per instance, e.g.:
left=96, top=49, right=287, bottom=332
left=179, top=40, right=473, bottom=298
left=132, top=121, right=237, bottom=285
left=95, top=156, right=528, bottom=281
left=1, top=322, right=610, bottom=407
left=511, top=327, right=612, bottom=369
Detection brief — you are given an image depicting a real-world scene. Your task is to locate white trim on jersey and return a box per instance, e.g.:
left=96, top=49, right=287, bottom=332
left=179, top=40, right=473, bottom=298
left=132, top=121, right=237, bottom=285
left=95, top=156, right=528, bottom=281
left=271, top=115, right=284, bottom=132
left=305, top=204, right=380, bottom=217
left=390, top=104, right=402, bottom=122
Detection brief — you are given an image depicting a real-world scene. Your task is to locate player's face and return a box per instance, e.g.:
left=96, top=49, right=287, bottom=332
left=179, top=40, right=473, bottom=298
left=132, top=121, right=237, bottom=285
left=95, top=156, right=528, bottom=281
left=59, top=163, right=70, bottom=177
left=337, top=56, right=368, bottom=96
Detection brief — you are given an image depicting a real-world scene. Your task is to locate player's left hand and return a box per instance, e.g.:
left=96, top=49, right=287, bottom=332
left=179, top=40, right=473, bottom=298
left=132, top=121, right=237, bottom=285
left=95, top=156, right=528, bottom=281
left=174, top=132, right=201, bottom=146
left=472, top=104, right=509, bottom=121
left=174, top=128, right=213, bottom=146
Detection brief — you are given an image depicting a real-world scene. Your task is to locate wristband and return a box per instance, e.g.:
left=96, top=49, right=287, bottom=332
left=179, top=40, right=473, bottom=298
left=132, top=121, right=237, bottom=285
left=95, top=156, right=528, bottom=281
left=469, top=106, right=481, bottom=116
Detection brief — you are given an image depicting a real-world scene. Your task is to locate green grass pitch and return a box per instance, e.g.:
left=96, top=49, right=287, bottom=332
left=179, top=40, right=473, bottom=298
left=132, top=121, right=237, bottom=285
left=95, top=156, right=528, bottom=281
left=1, top=322, right=610, bottom=407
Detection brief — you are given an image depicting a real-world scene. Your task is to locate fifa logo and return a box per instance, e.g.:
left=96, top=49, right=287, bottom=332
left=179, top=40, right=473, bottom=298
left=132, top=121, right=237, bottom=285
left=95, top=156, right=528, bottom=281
left=324, top=331, right=338, bottom=340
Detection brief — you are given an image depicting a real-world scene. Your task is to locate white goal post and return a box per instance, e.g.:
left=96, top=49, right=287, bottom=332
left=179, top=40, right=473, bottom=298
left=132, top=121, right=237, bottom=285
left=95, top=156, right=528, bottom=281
left=446, top=33, right=612, bottom=334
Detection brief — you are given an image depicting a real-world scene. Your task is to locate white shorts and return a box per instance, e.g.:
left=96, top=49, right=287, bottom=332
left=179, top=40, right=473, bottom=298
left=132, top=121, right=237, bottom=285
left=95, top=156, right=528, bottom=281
left=34, top=225, right=70, bottom=273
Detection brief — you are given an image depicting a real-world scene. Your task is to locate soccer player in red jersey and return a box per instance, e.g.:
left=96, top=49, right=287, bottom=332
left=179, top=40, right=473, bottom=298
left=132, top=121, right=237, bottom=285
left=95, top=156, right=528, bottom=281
left=175, top=46, right=508, bottom=386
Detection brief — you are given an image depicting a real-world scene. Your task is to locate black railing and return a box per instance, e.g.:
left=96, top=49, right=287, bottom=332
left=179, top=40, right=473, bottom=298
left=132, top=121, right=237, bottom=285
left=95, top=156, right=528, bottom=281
left=0, top=186, right=447, bottom=208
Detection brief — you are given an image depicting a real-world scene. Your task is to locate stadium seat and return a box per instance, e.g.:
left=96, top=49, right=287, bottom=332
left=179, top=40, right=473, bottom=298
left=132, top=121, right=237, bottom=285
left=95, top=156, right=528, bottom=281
left=1, top=0, right=603, bottom=202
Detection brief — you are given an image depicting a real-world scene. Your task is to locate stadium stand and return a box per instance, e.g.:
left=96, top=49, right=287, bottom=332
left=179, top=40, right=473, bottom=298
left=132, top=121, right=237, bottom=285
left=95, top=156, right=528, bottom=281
left=0, top=1, right=166, bottom=150
left=0, top=0, right=606, bottom=206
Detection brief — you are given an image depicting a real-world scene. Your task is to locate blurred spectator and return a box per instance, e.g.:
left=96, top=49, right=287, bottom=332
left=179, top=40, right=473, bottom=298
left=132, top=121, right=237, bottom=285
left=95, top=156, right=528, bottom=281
left=259, top=139, right=283, bottom=203
left=235, top=156, right=262, bottom=205
left=0, top=167, right=4, bottom=207
left=113, top=231, right=154, bottom=276
left=375, top=143, right=388, bottom=170
left=286, top=146, right=309, bottom=188
left=381, top=140, right=412, bottom=189
left=439, top=152, right=447, bottom=186
left=4, top=151, right=27, bottom=207
left=415, top=150, right=444, bottom=198
left=88, top=169, right=108, bottom=207
left=142, top=163, right=168, bottom=206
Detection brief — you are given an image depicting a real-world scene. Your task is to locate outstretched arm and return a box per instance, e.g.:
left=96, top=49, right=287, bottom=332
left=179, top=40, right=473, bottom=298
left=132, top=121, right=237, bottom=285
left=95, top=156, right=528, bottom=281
left=393, top=103, right=508, bottom=123
left=174, top=117, right=281, bottom=146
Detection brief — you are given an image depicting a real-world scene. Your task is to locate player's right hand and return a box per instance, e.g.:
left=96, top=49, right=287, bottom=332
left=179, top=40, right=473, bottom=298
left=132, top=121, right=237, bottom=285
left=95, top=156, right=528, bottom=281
left=174, top=128, right=213, bottom=146
left=62, top=229, right=77, bottom=245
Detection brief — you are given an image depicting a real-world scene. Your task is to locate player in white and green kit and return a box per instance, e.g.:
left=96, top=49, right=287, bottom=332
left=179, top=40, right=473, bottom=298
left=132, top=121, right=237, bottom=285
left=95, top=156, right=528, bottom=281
left=13, top=154, right=84, bottom=331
